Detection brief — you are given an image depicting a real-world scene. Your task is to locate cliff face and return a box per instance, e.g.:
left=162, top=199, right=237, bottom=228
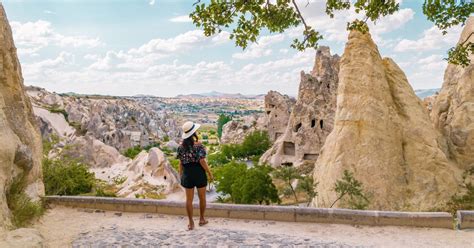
left=0, top=4, right=44, bottom=230
left=430, top=17, right=474, bottom=170
left=312, top=30, right=461, bottom=211
left=260, top=47, right=339, bottom=167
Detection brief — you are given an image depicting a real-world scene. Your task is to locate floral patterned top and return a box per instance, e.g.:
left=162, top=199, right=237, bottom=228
left=176, top=143, right=207, bottom=165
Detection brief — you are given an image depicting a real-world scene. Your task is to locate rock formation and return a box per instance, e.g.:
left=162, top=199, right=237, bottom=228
left=260, top=47, right=339, bottom=167
left=27, top=87, right=180, bottom=152
left=90, top=148, right=181, bottom=198
left=312, top=30, right=461, bottom=211
left=264, top=91, right=294, bottom=142
left=430, top=17, right=474, bottom=171
left=220, top=114, right=267, bottom=144
left=63, top=135, right=130, bottom=168
left=0, top=4, right=44, bottom=230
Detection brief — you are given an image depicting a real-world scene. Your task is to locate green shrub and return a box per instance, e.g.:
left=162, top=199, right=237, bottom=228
left=214, top=162, right=279, bottom=204
left=6, top=175, right=44, bottom=228
left=43, top=134, right=60, bottom=156
left=239, top=130, right=271, bottom=158
left=232, top=165, right=280, bottom=205
left=442, top=168, right=474, bottom=215
left=297, top=176, right=318, bottom=206
left=331, top=170, right=369, bottom=210
left=207, top=152, right=230, bottom=167
left=112, top=175, right=127, bottom=185
left=273, top=166, right=301, bottom=203
left=94, top=181, right=118, bottom=197
left=47, top=105, right=69, bottom=121
left=123, top=146, right=142, bottom=159
left=169, top=158, right=180, bottom=172
left=43, top=157, right=95, bottom=195
left=217, top=114, right=232, bottom=138
left=214, top=161, right=247, bottom=200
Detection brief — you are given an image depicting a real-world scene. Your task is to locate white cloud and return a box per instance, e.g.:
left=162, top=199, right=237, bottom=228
left=84, top=54, right=99, bottom=60
left=88, top=30, right=230, bottom=71
left=11, top=20, right=103, bottom=56
left=23, top=48, right=316, bottom=97
left=169, top=15, right=191, bottom=23
left=131, top=30, right=219, bottom=55
left=232, top=34, right=285, bottom=60
left=417, top=54, right=447, bottom=72
left=394, top=25, right=462, bottom=52
left=43, top=10, right=56, bottom=15
left=149, top=0, right=156, bottom=5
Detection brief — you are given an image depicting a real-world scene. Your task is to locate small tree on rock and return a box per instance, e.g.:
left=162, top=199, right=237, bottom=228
left=331, top=170, right=369, bottom=209
left=274, top=166, right=301, bottom=204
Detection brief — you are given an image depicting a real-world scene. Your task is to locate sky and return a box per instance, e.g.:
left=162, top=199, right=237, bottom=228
left=1, top=0, right=466, bottom=97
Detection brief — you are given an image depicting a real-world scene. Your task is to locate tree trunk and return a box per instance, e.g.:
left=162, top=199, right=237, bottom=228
left=330, top=193, right=346, bottom=208
left=288, top=180, right=298, bottom=204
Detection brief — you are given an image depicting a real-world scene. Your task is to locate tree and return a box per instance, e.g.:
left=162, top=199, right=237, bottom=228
left=240, top=130, right=271, bottom=158
left=331, top=170, right=369, bottom=209
left=207, top=151, right=231, bottom=166
left=232, top=165, right=280, bottom=204
left=214, top=161, right=248, bottom=201
left=273, top=166, right=301, bottom=203
left=214, top=162, right=279, bottom=204
left=217, top=114, right=232, bottom=138
left=297, top=175, right=318, bottom=206
left=191, top=0, right=474, bottom=67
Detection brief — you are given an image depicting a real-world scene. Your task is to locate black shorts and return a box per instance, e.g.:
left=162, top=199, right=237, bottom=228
left=181, top=162, right=207, bottom=189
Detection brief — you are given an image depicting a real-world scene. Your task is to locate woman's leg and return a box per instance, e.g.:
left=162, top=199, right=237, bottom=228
left=197, top=186, right=208, bottom=225
left=185, top=187, right=194, bottom=230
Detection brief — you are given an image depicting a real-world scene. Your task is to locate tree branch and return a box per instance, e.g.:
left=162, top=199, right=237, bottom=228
left=193, top=0, right=201, bottom=6
left=292, top=0, right=310, bottom=31
left=460, top=32, right=474, bottom=46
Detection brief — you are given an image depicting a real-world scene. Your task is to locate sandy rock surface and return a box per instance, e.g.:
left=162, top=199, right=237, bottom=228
left=312, top=30, right=461, bottom=211
left=31, top=206, right=474, bottom=247
left=430, top=17, right=474, bottom=171
left=0, top=3, right=44, bottom=230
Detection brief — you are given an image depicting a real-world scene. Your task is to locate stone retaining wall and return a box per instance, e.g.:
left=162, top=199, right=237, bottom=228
left=457, top=210, right=474, bottom=229
left=44, top=196, right=466, bottom=229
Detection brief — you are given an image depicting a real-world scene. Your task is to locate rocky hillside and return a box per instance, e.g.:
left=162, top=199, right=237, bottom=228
left=26, top=87, right=183, bottom=199
left=0, top=4, right=44, bottom=230
left=261, top=47, right=339, bottom=167
left=430, top=17, right=474, bottom=171
left=312, top=30, right=461, bottom=211
left=27, top=87, right=180, bottom=151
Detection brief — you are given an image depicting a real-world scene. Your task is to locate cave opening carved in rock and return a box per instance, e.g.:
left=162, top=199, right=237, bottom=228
left=283, top=141, right=295, bottom=156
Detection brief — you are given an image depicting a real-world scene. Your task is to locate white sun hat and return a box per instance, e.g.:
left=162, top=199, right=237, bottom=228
left=181, top=121, right=201, bottom=139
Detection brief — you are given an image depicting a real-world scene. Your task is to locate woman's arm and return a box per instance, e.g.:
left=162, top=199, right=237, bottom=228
left=179, top=160, right=183, bottom=176
left=199, top=159, right=213, bottom=181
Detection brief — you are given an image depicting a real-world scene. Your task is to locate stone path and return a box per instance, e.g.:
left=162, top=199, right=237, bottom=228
left=33, top=207, right=474, bottom=247
left=72, top=226, right=360, bottom=247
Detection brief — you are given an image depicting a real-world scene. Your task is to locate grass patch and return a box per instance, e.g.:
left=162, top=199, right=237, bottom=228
left=6, top=175, right=45, bottom=228
left=46, top=105, right=68, bottom=122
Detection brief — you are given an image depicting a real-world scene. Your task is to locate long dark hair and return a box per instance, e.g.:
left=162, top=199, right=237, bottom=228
left=182, top=133, right=198, bottom=151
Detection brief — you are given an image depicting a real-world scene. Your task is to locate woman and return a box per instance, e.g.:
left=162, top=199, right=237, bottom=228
left=176, top=121, right=213, bottom=230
